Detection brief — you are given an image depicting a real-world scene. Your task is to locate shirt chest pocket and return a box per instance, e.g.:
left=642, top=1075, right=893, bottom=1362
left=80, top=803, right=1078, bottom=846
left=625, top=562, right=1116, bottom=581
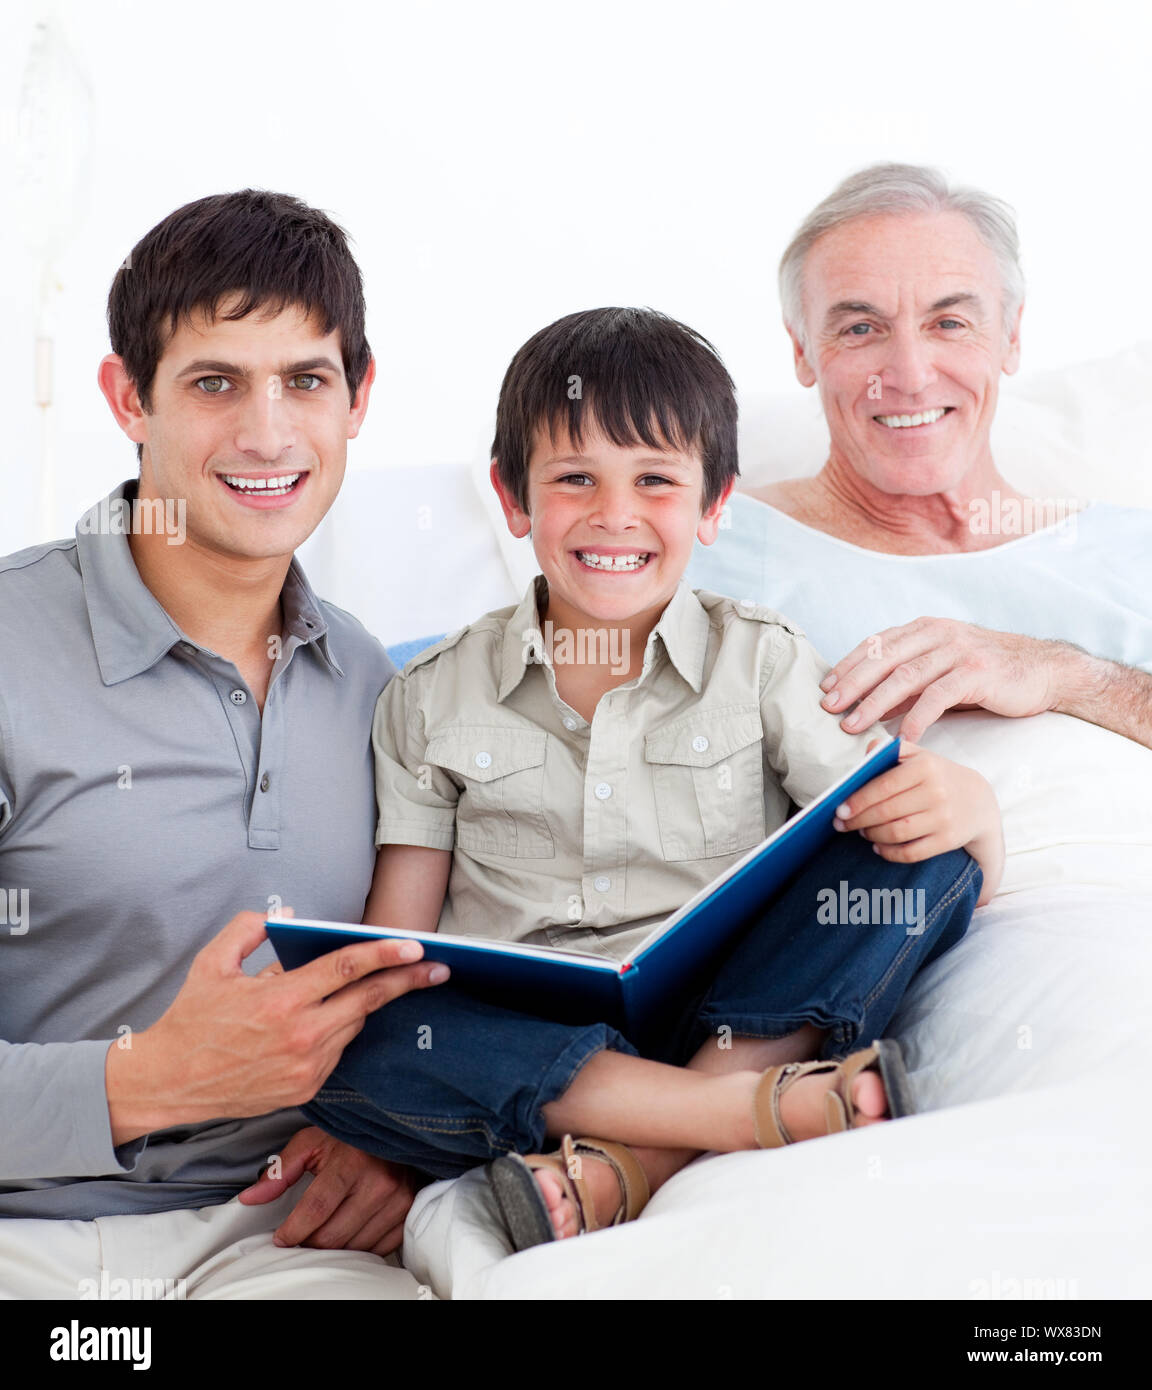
left=644, top=706, right=766, bottom=861
left=424, top=725, right=554, bottom=859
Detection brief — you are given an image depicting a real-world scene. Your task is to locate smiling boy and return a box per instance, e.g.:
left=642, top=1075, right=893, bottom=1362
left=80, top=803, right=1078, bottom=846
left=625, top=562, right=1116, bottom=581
left=303, top=306, right=1001, bottom=1250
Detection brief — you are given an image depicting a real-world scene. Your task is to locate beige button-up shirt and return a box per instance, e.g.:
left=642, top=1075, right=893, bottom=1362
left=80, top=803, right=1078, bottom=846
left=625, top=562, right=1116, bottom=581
left=373, top=578, right=879, bottom=962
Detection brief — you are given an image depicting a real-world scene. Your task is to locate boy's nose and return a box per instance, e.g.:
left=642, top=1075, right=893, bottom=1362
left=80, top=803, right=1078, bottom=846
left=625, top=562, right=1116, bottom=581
left=588, top=485, right=639, bottom=532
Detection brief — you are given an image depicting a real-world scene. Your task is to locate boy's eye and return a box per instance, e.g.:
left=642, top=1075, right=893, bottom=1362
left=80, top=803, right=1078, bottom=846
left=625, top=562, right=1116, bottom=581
left=556, top=472, right=593, bottom=486
left=638, top=474, right=675, bottom=486
left=290, top=373, right=323, bottom=390
left=196, top=376, right=232, bottom=394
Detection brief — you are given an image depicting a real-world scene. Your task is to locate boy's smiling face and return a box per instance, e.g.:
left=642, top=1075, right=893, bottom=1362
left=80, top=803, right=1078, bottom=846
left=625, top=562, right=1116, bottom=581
left=492, top=419, right=732, bottom=638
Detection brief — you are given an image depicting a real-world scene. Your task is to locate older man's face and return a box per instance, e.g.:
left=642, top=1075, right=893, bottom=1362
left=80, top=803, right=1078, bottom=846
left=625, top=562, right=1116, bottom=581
left=793, top=211, right=1021, bottom=495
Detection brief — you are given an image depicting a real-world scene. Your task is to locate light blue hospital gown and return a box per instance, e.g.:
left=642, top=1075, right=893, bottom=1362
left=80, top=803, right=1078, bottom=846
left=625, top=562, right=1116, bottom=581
left=686, top=494, right=1152, bottom=673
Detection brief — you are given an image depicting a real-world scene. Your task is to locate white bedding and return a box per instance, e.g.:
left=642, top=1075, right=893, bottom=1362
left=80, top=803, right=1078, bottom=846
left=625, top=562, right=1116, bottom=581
left=404, top=711, right=1152, bottom=1299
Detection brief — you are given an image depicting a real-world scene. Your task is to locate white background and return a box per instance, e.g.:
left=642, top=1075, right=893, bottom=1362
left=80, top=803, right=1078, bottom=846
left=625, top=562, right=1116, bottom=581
left=2, top=0, right=1149, bottom=556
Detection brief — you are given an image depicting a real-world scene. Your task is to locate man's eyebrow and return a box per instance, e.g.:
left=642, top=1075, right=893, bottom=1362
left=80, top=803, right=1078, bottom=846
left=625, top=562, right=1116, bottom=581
left=823, top=291, right=986, bottom=327
left=824, top=300, right=885, bottom=326
left=174, top=356, right=344, bottom=379
left=928, top=292, right=983, bottom=313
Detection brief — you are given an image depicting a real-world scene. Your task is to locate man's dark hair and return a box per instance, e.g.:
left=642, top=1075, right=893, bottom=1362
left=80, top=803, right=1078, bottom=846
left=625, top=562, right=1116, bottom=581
left=107, top=189, right=371, bottom=420
left=491, top=307, right=739, bottom=511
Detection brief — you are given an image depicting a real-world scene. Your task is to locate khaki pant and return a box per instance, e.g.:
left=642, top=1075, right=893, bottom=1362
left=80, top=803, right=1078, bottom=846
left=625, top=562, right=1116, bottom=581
left=0, top=1182, right=430, bottom=1301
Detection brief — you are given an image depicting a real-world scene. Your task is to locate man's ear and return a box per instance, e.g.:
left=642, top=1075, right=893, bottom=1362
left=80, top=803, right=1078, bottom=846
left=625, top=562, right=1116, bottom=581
left=1002, top=303, right=1024, bottom=377
left=347, top=356, right=376, bottom=439
left=490, top=460, right=532, bottom=538
left=787, top=320, right=817, bottom=388
left=697, top=478, right=737, bottom=546
left=97, top=354, right=150, bottom=446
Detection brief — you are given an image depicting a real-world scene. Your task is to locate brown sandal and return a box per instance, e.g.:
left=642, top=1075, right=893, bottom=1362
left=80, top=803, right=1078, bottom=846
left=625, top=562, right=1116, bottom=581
left=487, top=1134, right=651, bottom=1252
left=753, top=1039, right=914, bottom=1148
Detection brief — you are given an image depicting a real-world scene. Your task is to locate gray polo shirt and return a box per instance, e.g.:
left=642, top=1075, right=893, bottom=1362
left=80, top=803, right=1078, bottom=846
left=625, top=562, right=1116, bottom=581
left=0, top=482, right=393, bottom=1218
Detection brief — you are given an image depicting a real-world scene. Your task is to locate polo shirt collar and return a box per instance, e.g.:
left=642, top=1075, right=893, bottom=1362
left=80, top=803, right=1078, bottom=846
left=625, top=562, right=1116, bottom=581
left=76, top=481, right=342, bottom=685
left=497, top=574, right=709, bottom=701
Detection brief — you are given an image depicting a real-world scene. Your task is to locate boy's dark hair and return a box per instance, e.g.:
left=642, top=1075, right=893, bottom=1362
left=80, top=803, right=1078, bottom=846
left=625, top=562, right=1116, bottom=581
left=107, top=189, right=371, bottom=419
left=491, top=307, right=739, bottom=510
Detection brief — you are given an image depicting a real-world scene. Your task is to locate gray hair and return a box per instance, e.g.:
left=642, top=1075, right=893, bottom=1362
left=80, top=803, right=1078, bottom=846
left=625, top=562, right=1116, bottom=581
left=778, top=163, right=1024, bottom=346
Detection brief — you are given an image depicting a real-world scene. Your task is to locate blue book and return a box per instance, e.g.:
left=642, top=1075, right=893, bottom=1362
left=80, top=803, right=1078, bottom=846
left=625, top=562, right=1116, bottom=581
left=267, top=738, right=900, bottom=1040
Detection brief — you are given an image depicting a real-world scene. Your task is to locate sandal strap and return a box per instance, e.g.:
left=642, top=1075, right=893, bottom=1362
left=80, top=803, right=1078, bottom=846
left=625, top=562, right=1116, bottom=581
left=522, top=1136, right=599, bottom=1231
left=822, top=1045, right=881, bottom=1133
left=753, top=1059, right=841, bottom=1147
left=569, top=1137, right=651, bottom=1225
left=523, top=1136, right=650, bottom=1233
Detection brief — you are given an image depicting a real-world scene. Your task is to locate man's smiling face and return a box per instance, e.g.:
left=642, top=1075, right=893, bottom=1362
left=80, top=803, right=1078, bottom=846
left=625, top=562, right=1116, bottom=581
left=792, top=211, right=1022, bottom=495
left=132, top=298, right=371, bottom=564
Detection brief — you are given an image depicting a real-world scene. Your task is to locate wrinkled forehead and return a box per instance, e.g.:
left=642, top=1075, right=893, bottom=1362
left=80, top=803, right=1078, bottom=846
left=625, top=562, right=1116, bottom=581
left=803, top=211, right=1004, bottom=319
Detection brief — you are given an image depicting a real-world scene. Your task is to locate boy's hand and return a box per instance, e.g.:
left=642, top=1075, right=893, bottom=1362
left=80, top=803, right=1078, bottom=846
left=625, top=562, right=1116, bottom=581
left=832, top=742, right=1003, bottom=903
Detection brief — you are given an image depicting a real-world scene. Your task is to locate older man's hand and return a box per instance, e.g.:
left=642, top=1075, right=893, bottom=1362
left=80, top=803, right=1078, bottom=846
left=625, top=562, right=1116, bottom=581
left=238, top=1126, right=421, bottom=1256
left=819, top=618, right=1062, bottom=742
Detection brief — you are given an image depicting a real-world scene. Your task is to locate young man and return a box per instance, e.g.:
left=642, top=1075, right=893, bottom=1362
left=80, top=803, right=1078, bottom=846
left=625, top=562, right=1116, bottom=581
left=0, top=191, right=446, bottom=1299
left=303, top=307, right=1001, bottom=1249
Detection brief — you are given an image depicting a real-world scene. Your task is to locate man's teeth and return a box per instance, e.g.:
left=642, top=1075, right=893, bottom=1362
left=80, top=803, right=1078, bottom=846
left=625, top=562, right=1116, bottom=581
left=222, top=473, right=302, bottom=495
left=576, top=551, right=651, bottom=571
left=876, top=408, right=947, bottom=429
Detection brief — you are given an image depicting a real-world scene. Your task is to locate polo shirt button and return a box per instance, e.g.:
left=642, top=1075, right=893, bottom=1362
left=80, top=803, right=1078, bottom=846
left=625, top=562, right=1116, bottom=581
left=260, top=772, right=271, bottom=792
left=594, top=782, right=612, bottom=800
left=230, top=689, right=247, bottom=705
left=562, top=716, right=579, bottom=731
left=475, top=751, right=492, bottom=769
left=593, top=875, right=611, bottom=893
left=692, top=735, right=710, bottom=753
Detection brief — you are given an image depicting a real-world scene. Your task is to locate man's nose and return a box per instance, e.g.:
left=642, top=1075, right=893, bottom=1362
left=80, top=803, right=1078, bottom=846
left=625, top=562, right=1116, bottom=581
left=879, top=325, right=937, bottom=399
left=233, top=375, right=297, bottom=459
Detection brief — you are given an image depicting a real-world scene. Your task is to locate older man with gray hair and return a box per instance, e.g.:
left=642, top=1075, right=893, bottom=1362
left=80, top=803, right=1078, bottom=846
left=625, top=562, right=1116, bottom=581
left=688, top=162, right=1152, bottom=746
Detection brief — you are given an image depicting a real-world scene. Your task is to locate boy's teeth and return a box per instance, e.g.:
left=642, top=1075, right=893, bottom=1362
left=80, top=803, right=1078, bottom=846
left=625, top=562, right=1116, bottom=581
left=222, top=472, right=302, bottom=495
left=876, top=408, right=947, bottom=429
left=577, top=551, right=651, bottom=571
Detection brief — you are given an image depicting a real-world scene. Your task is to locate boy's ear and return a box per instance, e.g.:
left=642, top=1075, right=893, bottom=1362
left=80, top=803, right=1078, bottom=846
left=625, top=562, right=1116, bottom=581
left=696, top=478, right=736, bottom=546
left=490, top=459, right=532, bottom=538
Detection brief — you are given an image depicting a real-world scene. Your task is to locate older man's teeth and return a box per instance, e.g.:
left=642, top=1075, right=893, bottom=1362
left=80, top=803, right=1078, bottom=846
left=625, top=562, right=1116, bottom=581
left=222, top=473, right=302, bottom=495
left=876, top=408, right=947, bottom=429
left=576, top=552, right=651, bottom=571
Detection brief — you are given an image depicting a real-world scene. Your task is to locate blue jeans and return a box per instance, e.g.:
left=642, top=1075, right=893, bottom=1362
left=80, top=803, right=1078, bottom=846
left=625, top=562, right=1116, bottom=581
left=304, top=837, right=981, bottom=1178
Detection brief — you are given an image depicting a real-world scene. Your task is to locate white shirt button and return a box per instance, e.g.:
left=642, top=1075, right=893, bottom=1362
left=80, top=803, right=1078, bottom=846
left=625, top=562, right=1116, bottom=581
left=739, top=597, right=755, bottom=609
left=691, top=735, right=710, bottom=753
left=230, top=689, right=247, bottom=705
left=594, top=782, right=613, bottom=800
left=562, top=716, right=579, bottom=731
left=474, top=751, right=492, bottom=769
left=593, top=875, right=612, bottom=893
